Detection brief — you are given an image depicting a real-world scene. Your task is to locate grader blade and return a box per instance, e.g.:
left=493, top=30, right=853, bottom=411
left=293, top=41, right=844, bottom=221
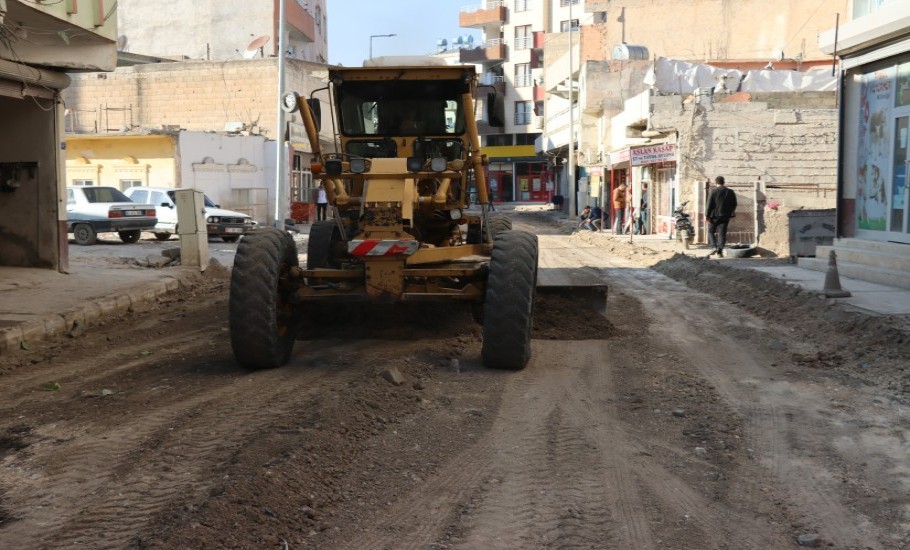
left=536, top=269, right=608, bottom=317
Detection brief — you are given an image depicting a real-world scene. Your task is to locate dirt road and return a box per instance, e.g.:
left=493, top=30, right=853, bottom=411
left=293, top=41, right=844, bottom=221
left=1, top=213, right=908, bottom=549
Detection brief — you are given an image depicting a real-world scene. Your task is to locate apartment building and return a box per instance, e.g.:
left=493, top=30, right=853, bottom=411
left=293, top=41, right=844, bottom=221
left=115, top=0, right=327, bottom=63
left=0, top=0, right=118, bottom=271
left=459, top=0, right=589, bottom=202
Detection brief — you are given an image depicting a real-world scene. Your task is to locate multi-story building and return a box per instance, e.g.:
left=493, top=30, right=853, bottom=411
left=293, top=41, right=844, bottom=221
left=0, top=0, right=118, bottom=271
left=459, top=0, right=560, bottom=203
left=116, top=0, right=327, bottom=64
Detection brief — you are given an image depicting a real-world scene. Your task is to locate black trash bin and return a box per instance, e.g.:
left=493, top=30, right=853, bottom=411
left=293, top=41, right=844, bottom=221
left=551, top=195, right=564, bottom=208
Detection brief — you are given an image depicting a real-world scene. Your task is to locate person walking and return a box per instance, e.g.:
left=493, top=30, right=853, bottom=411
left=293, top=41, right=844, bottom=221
left=316, top=183, right=329, bottom=221
left=705, top=175, right=737, bottom=257
left=611, top=182, right=627, bottom=234
left=636, top=182, right=649, bottom=235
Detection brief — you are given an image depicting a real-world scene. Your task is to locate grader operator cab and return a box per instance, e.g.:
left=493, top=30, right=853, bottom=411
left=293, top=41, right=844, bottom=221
left=228, top=58, right=538, bottom=371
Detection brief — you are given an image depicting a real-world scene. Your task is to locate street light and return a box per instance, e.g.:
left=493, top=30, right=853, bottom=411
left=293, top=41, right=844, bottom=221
left=369, top=33, right=396, bottom=59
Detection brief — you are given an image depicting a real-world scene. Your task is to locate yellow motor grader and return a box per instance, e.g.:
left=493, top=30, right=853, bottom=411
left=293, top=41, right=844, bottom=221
left=228, top=58, right=538, bottom=371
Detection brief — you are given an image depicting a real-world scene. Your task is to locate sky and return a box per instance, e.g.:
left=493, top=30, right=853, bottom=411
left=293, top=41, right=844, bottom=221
left=325, top=0, right=480, bottom=66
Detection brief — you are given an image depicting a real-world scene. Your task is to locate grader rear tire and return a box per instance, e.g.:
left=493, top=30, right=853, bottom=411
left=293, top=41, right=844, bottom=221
left=229, top=228, right=299, bottom=369
left=307, top=220, right=340, bottom=269
left=482, top=230, right=538, bottom=370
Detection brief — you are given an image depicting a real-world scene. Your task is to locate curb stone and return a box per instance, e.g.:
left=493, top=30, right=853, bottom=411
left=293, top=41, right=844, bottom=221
left=0, top=269, right=204, bottom=356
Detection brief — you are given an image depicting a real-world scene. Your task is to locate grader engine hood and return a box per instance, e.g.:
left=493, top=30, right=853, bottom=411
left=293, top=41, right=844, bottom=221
left=360, top=158, right=415, bottom=238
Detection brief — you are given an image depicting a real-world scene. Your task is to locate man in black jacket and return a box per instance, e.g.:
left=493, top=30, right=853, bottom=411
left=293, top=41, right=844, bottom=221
left=705, top=176, right=737, bottom=257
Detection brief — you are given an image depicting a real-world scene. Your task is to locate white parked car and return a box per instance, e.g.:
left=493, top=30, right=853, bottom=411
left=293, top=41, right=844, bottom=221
left=123, top=187, right=255, bottom=242
left=66, top=186, right=158, bottom=245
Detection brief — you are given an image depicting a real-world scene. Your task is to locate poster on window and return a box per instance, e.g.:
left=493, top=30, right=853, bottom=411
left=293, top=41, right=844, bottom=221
left=857, top=66, right=894, bottom=231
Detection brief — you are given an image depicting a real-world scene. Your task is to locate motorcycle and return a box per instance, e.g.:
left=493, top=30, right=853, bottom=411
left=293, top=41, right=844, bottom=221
left=673, top=201, right=695, bottom=249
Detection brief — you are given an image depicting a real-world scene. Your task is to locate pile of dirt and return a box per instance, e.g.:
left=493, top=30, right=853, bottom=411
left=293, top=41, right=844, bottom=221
left=562, top=226, right=910, bottom=403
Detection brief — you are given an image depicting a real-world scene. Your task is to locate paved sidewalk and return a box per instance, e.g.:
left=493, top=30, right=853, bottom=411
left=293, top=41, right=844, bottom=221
left=599, top=231, right=910, bottom=317
left=532, top=204, right=910, bottom=319
left=0, top=263, right=204, bottom=355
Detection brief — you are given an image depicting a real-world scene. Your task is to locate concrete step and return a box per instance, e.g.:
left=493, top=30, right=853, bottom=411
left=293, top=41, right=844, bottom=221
left=824, top=238, right=910, bottom=256
left=814, top=244, right=910, bottom=273
left=798, top=256, right=910, bottom=290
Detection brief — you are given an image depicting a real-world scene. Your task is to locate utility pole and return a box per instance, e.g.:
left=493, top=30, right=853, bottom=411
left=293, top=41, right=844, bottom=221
left=274, top=0, right=287, bottom=228
left=567, top=0, right=576, bottom=218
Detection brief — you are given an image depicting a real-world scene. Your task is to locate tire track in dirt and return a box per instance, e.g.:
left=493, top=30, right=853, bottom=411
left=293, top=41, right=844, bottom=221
left=613, top=263, right=890, bottom=547
left=337, top=321, right=656, bottom=549
left=0, top=339, right=383, bottom=549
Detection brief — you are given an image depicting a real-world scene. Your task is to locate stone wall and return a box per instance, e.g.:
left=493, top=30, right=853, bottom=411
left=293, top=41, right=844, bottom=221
left=650, top=94, right=838, bottom=256
left=63, top=59, right=328, bottom=140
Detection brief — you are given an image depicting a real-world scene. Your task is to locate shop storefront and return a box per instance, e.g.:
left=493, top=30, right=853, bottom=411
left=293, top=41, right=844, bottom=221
left=822, top=3, right=910, bottom=244
left=483, top=145, right=551, bottom=203
left=607, top=143, right=678, bottom=233
left=844, top=53, right=910, bottom=243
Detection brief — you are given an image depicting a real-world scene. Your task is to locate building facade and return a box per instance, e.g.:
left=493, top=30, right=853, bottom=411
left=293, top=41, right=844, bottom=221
left=820, top=0, right=910, bottom=245
left=61, top=58, right=333, bottom=227
left=115, top=0, right=327, bottom=64
left=506, top=0, right=856, bottom=214
left=458, top=0, right=565, bottom=203
left=0, top=0, right=118, bottom=270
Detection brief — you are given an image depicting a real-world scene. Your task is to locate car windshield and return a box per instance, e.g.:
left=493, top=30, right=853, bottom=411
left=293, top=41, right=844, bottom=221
left=166, top=190, right=218, bottom=208
left=82, top=187, right=131, bottom=203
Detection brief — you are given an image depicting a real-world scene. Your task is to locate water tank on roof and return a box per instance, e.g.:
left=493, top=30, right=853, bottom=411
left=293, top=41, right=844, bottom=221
left=611, top=44, right=649, bottom=61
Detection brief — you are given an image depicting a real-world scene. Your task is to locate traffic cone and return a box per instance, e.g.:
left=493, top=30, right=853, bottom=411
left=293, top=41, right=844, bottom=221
left=823, top=250, right=852, bottom=298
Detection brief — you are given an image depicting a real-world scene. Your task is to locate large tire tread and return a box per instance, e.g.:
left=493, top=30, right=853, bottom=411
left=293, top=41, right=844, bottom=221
left=307, top=220, right=338, bottom=269
left=229, top=228, right=299, bottom=369
left=485, top=214, right=512, bottom=243
left=482, top=230, right=538, bottom=370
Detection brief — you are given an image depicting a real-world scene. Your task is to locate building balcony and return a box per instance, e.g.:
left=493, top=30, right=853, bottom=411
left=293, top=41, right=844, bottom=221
left=534, top=85, right=546, bottom=102
left=475, top=120, right=506, bottom=135
left=459, top=40, right=507, bottom=63
left=0, top=0, right=118, bottom=71
left=532, top=31, right=546, bottom=49
left=478, top=73, right=507, bottom=94
left=459, top=1, right=508, bottom=29
left=285, top=0, right=316, bottom=43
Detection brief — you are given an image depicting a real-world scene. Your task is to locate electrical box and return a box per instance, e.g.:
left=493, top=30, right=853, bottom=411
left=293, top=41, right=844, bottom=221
left=175, top=188, right=208, bottom=270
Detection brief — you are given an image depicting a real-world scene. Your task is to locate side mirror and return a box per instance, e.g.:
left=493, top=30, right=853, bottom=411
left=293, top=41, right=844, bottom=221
left=306, top=98, right=322, bottom=132
left=160, top=201, right=173, bottom=208
left=487, top=91, right=505, bottom=128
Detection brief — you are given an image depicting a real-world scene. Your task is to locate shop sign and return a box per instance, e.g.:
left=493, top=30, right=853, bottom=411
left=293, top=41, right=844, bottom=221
left=288, top=123, right=313, bottom=153
left=607, top=148, right=630, bottom=168
left=631, top=143, right=676, bottom=166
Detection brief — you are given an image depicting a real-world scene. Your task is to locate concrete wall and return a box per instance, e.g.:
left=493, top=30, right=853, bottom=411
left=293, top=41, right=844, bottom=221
left=177, top=132, right=270, bottom=219
left=0, top=96, right=59, bottom=268
left=63, top=59, right=279, bottom=138
left=63, top=59, right=330, bottom=144
left=650, top=94, right=838, bottom=255
left=116, top=0, right=328, bottom=63
left=584, top=0, right=843, bottom=62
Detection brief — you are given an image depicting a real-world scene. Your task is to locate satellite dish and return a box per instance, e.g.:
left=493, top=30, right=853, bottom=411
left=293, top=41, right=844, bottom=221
left=244, top=35, right=270, bottom=59
left=466, top=35, right=475, bottom=44
left=116, top=35, right=128, bottom=52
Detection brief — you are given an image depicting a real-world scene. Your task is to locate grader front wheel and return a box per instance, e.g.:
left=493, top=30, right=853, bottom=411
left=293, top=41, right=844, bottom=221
left=482, top=230, right=538, bottom=370
left=229, top=228, right=299, bottom=369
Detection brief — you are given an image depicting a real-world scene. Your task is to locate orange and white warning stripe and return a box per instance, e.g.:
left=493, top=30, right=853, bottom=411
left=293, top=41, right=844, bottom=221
left=348, top=239, right=420, bottom=257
